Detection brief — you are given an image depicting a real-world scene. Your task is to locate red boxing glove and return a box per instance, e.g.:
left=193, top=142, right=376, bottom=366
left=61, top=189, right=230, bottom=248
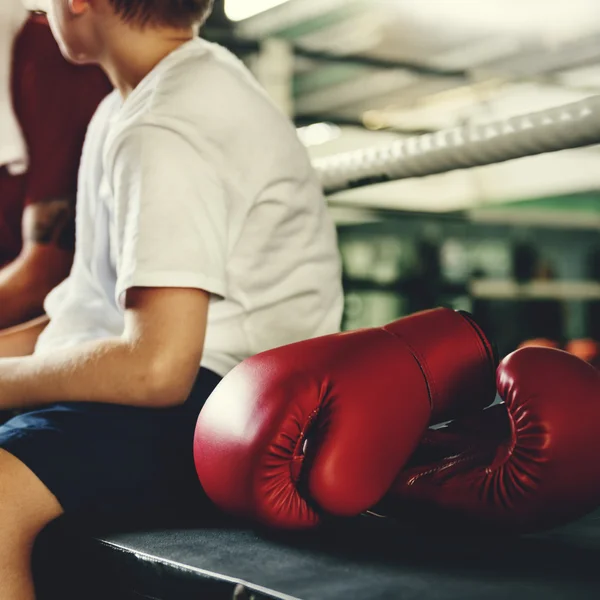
left=379, top=347, right=600, bottom=533
left=194, top=308, right=497, bottom=529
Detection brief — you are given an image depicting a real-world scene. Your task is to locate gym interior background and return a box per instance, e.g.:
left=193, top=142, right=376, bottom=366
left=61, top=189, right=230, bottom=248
left=20, top=3, right=600, bottom=599
left=207, top=0, right=600, bottom=359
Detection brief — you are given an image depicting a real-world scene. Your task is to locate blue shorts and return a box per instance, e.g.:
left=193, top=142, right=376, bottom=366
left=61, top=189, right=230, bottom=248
left=0, top=368, right=221, bottom=520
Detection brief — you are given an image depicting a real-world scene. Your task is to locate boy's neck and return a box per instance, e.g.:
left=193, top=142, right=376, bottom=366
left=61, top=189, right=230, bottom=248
left=99, top=24, right=194, bottom=98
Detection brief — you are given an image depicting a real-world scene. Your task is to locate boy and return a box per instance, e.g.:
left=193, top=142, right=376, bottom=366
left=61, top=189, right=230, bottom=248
left=0, top=1, right=343, bottom=598
left=0, top=3, right=111, bottom=329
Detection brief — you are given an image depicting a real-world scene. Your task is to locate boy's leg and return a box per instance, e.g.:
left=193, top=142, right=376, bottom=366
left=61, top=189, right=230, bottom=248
left=0, top=449, right=63, bottom=600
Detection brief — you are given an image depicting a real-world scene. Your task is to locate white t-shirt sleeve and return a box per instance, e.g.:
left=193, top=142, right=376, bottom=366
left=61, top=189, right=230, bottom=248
left=107, top=124, right=228, bottom=308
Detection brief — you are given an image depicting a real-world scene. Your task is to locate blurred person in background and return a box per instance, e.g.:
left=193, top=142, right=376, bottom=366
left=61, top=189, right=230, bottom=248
left=0, top=0, right=111, bottom=330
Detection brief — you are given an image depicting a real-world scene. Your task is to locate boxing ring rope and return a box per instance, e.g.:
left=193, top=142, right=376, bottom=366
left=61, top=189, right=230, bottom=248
left=314, top=95, right=600, bottom=194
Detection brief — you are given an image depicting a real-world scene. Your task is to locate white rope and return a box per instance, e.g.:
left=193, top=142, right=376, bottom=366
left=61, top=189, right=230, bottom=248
left=314, top=95, right=600, bottom=194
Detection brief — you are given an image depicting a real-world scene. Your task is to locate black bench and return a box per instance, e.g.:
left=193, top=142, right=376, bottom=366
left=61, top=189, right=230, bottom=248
left=33, top=509, right=600, bottom=599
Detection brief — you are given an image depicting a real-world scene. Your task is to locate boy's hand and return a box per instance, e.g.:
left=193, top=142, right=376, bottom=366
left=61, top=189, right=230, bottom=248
left=0, top=315, right=50, bottom=359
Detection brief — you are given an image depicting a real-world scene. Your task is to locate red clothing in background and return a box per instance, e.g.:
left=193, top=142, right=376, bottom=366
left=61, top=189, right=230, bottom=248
left=0, top=13, right=111, bottom=265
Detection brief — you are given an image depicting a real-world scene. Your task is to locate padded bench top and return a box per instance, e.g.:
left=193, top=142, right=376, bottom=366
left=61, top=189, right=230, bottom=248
left=34, top=509, right=600, bottom=600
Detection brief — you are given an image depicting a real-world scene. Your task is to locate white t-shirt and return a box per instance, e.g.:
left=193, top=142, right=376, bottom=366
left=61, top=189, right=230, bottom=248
left=35, top=38, right=344, bottom=377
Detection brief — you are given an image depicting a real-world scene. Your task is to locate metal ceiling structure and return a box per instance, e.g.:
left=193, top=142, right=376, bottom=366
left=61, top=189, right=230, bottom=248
left=208, top=0, right=600, bottom=218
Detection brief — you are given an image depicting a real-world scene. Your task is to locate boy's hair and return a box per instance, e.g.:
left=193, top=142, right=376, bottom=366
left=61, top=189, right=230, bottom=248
left=108, top=0, right=214, bottom=29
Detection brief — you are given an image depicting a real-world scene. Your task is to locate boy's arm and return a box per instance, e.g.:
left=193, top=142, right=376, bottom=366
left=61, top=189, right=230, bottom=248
left=0, top=315, right=50, bottom=359
left=0, top=201, right=74, bottom=330
left=0, top=287, right=209, bottom=409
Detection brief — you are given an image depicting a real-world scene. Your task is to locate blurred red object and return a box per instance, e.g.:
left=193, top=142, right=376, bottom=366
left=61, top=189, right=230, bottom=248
left=518, top=338, right=561, bottom=350
left=566, top=339, right=600, bottom=369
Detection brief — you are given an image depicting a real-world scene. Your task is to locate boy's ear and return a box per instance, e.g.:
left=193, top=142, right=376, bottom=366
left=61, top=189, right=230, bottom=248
left=68, top=0, right=89, bottom=16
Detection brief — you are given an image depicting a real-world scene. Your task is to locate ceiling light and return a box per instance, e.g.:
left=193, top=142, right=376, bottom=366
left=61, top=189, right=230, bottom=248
left=297, top=123, right=342, bottom=147
left=225, top=0, right=292, bottom=22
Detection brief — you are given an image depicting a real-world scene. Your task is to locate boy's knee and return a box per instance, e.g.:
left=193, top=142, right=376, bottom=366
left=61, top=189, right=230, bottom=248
left=0, top=449, right=63, bottom=538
